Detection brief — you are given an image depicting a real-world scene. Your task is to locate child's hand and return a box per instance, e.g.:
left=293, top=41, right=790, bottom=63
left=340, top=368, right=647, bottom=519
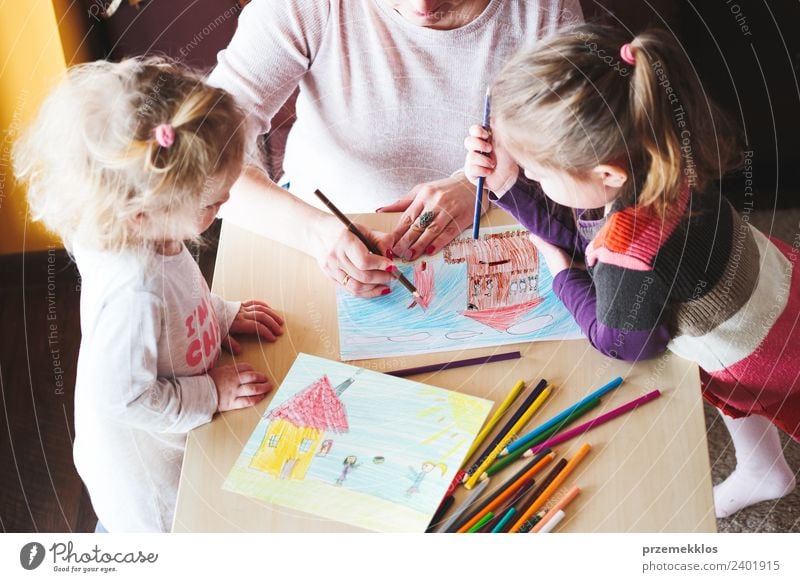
left=209, top=362, right=272, bottom=412
left=463, top=125, right=519, bottom=196
left=529, top=234, right=581, bottom=276
left=223, top=300, right=284, bottom=354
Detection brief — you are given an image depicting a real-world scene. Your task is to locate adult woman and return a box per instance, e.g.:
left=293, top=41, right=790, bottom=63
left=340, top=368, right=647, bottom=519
left=210, top=0, right=582, bottom=296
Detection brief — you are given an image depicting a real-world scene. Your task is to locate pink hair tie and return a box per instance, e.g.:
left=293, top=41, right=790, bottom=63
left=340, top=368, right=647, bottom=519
left=620, top=43, right=636, bottom=66
left=154, top=123, right=175, bottom=148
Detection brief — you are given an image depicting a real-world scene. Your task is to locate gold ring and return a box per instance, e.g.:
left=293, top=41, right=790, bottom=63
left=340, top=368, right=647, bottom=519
left=341, top=273, right=351, bottom=287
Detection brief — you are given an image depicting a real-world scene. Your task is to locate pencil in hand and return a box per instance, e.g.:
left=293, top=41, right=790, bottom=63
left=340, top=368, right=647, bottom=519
left=313, top=189, right=422, bottom=305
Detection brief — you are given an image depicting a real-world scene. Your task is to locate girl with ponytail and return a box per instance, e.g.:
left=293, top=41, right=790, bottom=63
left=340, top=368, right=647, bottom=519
left=464, top=24, right=797, bottom=519
left=14, top=57, right=284, bottom=531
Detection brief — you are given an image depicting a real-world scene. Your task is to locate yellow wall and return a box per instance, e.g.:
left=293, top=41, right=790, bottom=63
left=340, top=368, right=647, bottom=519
left=0, top=1, right=70, bottom=254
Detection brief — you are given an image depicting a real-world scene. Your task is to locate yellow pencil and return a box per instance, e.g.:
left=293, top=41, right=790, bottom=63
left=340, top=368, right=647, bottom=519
left=508, top=443, right=591, bottom=532
left=464, top=385, right=553, bottom=490
left=463, top=380, right=525, bottom=462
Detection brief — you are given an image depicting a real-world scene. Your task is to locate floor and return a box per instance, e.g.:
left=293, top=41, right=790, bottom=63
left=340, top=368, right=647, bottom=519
left=1, top=215, right=798, bottom=533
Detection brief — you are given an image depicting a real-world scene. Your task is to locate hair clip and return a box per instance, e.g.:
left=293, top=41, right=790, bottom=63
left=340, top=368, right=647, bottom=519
left=620, top=43, right=636, bottom=66
left=154, top=123, right=175, bottom=148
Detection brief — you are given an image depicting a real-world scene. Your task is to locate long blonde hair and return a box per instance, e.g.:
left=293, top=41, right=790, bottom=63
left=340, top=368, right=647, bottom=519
left=492, top=24, right=740, bottom=213
left=13, top=57, right=246, bottom=251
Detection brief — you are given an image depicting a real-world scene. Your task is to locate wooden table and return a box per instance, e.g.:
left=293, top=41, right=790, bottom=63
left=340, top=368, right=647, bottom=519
left=173, top=210, right=716, bottom=533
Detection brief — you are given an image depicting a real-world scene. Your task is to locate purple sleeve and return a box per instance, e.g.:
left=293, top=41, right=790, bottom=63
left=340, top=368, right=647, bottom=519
left=490, top=178, right=583, bottom=255
left=552, top=268, right=672, bottom=362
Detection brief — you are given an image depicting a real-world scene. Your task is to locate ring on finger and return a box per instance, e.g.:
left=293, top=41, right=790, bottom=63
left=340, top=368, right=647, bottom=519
left=418, top=210, right=435, bottom=229
left=341, top=273, right=352, bottom=287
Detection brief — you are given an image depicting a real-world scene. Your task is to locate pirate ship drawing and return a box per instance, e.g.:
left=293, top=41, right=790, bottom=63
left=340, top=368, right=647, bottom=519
left=443, top=231, right=543, bottom=332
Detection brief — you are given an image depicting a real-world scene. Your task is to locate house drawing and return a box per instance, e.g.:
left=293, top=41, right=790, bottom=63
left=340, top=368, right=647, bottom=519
left=443, top=231, right=543, bottom=332
left=249, top=372, right=357, bottom=480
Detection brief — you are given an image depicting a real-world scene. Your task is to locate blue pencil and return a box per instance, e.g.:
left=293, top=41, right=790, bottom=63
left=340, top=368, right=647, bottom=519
left=472, top=87, right=491, bottom=239
left=491, top=507, right=517, bottom=533
left=502, top=376, right=624, bottom=456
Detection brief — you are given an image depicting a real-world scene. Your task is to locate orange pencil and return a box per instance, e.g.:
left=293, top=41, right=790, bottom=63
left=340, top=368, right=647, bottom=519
left=456, top=451, right=555, bottom=533
left=530, top=485, right=580, bottom=533
left=508, top=443, right=591, bottom=533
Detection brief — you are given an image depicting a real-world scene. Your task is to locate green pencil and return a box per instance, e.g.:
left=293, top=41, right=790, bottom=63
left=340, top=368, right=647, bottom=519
left=484, top=397, right=602, bottom=478
left=467, top=512, right=494, bottom=533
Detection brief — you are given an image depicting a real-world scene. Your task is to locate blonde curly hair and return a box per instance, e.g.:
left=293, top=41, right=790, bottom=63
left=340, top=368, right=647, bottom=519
left=13, top=56, right=246, bottom=251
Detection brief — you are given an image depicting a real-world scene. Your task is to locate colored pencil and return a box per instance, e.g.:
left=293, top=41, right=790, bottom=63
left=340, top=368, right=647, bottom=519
left=445, top=449, right=552, bottom=533
left=504, top=376, right=623, bottom=456
left=464, top=385, right=552, bottom=489
left=436, top=478, right=490, bottom=533
left=524, top=390, right=662, bottom=458
left=454, top=451, right=555, bottom=533
left=508, top=457, right=568, bottom=525
left=387, top=351, right=522, bottom=378
left=467, top=512, right=494, bottom=532
left=491, top=507, right=517, bottom=533
left=478, top=476, right=535, bottom=533
left=463, top=379, right=526, bottom=463
left=518, top=513, right=543, bottom=533
left=464, top=379, right=548, bottom=479
left=486, top=397, right=601, bottom=477
left=537, top=509, right=566, bottom=533
left=509, top=443, right=592, bottom=532
left=425, top=495, right=454, bottom=532
left=531, top=485, right=580, bottom=533
left=313, top=189, right=420, bottom=302
left=472, top=87, right=491, bottom=240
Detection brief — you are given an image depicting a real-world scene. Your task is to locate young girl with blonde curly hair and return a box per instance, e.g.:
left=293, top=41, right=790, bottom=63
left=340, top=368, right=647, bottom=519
left=14, top=57, right=284, bottom=532
left=465, top=24, right=797, bottom=518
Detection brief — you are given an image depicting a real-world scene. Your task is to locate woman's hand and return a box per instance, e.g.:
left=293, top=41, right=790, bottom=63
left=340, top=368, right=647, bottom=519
left=314, top=217, right=397, bottom=298
left=529, top=233, right=581, bottom=276
left=209, top=362, right=272, bottom=412
left=222, top=300, right=285, bottom=354
left=379, top=173, right=482, bottom=261
left=463, top=124, right=519, bottom=195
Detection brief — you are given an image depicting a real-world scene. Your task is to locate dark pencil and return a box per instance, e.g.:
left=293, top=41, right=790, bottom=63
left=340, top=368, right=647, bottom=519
left=514, top=457, right=568, bottom=532
left=472, top=87, right=491, bottom=239
left=444, top=448, right=552, bottom=533
left=387, top=351, right=521, bottom=377
left=313, top=189, right=421, bottom=301
left=425, top=494, right=455, bottom=532
left=464, top=378, right=549, bottom=478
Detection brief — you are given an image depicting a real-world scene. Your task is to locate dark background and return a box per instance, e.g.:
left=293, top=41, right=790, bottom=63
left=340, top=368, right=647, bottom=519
left=79, top=0, right=800, bottom=211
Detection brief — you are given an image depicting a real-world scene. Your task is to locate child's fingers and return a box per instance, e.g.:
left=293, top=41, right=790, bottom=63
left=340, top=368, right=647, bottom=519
left=466, top=152, right=497, bottom=173
left=464, top=135, right=492, bottom=154
left=237, top=369, right=268, bottom=385
left=469, top=124, right=491, bottom=139
left=240, top=309, right=284, bottom=336
left=236, top=381, right=272, bottom=398
left=233, top=393, right=269, bottom=409
left=243, top=303, right=285, bottom=326
left=236, top=319, right=277, bottom=342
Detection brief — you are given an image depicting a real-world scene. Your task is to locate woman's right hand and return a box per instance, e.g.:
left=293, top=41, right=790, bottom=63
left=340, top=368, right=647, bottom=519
left=314, top=217, right=397, bottom=298
left=210, top=362, right=272, bottom=412
left=463, top=124, right=519, bottom=196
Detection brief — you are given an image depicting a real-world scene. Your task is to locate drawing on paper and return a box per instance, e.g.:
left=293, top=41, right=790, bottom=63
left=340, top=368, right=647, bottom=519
left=224, top=353, right=493, bottom=532
left=336, top=225, right=582, bottom=360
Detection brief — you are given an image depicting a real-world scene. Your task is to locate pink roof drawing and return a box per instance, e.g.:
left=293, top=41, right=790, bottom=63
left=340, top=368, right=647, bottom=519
left=266, top=375, right=349, bottom=432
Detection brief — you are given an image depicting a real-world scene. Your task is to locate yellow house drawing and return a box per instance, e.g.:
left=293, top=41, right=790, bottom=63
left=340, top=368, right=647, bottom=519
left=250, top=375, right=351, bottom=480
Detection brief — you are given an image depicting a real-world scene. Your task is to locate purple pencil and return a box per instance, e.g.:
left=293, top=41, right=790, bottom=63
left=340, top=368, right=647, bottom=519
left=386, top=351, right=521, bottom=377
left=525, top=390, right=662, bottom=457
